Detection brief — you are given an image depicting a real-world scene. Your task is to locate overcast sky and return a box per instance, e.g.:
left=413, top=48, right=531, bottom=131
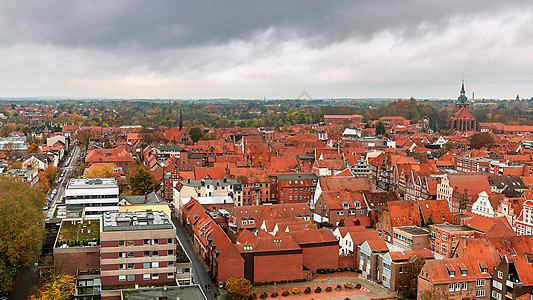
left=1, top=1, right=532, bottom=100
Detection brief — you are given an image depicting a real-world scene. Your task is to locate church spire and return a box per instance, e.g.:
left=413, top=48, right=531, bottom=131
left=179, top=109, right=183, bottom=131
left=460, top=79, right=465, bottom=95
left=456, top=79, right=468, bottom=104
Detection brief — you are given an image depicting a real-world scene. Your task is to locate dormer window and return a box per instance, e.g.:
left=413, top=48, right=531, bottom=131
left=342, top=201, right=349, bottom=210
left=244, top=246, right=253, bottom=251
left=248, top=218, right=255, bottom=225
left=445, top=264, right=456, bottom=277
left=354, top=201, right=361, bottom=209
left=241, top=219, right=248, bottom=225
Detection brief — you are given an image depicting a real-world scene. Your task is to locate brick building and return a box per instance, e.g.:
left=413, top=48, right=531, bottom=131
left=269, top=173, right=318, bottom=204
left=99, top=210, right=191, bottom=287
left=429, top=224, right=482, bottom=258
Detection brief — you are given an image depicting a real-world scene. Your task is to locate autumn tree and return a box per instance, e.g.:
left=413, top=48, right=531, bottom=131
left=44, top=166, right=58, bottom=185
left=375, top=121, right=386, bottom=136
left=2, top=142, right=16, bottom=157
left=419, top=287, right=438, bottom=300
left=38, top=171, right=50, bottom=193
left=397, top=256, right=426, bottom=298
left=25, top=143, right=40, bottom=154
left=442, top=141, right=455, bottom=151
left=128, top=165, right=156, bottom=195
left=225, top=277, right=252, bottom=300
left=470, top=132, right=495, bottom=149
left=9, top=161, right=22, bottom=170
left=0, top=176, right=45, bottom=291
left=84, top=164, right=115, bottom=179
left=189, top=127, right=203, bottom=143
left=30, top=271, right=75, bottom=300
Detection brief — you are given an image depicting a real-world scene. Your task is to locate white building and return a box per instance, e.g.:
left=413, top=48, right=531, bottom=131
left=471, top=191, right=495, bottom=218
left=65, top=178, right=119, bottom=216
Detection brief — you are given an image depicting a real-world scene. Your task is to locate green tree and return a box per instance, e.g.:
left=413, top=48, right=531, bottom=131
left=442, top=141, right=455, bottom=151
left=0, top=176, right=45, bottom=291
left=375, top=121, right=386, bottom=136
left=189, top=127, right=203, bottom=143
left=128, top=165, right=156, bottom=195
left=225, top=277, right=252, bottom=300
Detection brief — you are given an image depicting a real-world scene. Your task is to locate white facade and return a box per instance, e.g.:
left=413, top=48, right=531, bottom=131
left=436, top=174, right=453, bottom=211
left=471, top=191, right=495, bottom=218
left=65, top=178, right=119, bottom=216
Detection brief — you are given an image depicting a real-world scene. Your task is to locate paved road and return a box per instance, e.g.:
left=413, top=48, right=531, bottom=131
left=53, top=145, right=80, bottom=206
left=172, top=215, right=219, bottom=300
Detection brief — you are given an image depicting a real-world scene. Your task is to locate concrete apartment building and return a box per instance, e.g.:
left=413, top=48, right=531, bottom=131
left=100, top=210, right=192, bottom=290
left=65, top=178, right=119, bottom=216
left=392, top=226, right=430, bottom=251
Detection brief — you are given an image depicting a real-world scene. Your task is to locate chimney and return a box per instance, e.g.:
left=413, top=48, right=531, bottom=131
left=144, top=192, right=148, bottom=204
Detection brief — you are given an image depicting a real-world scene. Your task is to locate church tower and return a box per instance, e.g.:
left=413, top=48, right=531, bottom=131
left=450, top=80, right=478, bottom=132
left=455, top=80, right=469, bottom=112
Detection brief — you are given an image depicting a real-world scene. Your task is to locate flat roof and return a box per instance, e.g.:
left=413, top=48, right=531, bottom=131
left=394, top=226, right=429, bottom=236
left=102, top=210, right=174, bottom=232
left=67, top=178, right=118, bottom=189
left=122, top=285, right=206, bottom=300
left=431, top=224, right=475, bottom=232
left=56, top=218, right=100, bottom=247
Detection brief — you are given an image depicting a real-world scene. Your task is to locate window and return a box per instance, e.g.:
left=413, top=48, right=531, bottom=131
left=452, top=236, right=456, bottom=243
left=497, top=271, right=503, bottom=279
left=449, top=283, right=454, bottom=291
left=442, top=245, right=447, bottom=254
left=127, top=274, right=135, bottom=281
left=127, top=251, right=134, bottom=258
left=127, top=240, right=135, bottom=246
left=168, top=249, right=174, bottom=256
left=152, top=273, right=159, bottom=280
left=167, top=238, right=174, bottom=244
left=241, top=219, right=247, bottom=225
left=119, top=275, right=126, bottom=282
left=127, top=263, right=134, bottom=269
left=337, top=211, right=344, bottom=216
left=168, top=272, right=175, bottom=279
left=492, top=291, right=501, bottom=300
left=493, top=280, right=502, bottom=290
left=168, top=261, right=175, bottom=267
left=119, top=252, right=126, bottom=258
left=144, top=239, right=150, bottom=245
left=442, top=234, right=447, bottom=242
left=249, top=219, right=255, bottom=225
left=143, top=262, right=150, bottom=269
left=455, top=283, right=460, bottom=291
left=119, top=240, right=126, bottom=246
left=152, top=250, right=159, bottom=256
left=177, top=268, right=184, bottom=274
left=476, top=279, right=485, bottom=286
left=152, top=239, right=159, bottom=245
left=152, top=262, right=159, bottom=268
left=475, top=289, right=485, bottom=297
left=119, top=264, right=126, bottom=270
left=144, top=251, right=150, bottom=257
left=143, top=274, right=150, bottom=280
left=462, top=282, right=467, bottom=290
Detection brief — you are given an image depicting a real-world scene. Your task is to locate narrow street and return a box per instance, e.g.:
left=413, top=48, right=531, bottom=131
left=172, top=215, right=219, bottom=300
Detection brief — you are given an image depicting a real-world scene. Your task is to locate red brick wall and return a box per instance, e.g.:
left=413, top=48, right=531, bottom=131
left=302, top=245, right=338, bottom=271
left=216, top=257, right=244, bottom=284
left=338, top=255, right=356, bottom=269
left=253, top=253, right=303, bottom=282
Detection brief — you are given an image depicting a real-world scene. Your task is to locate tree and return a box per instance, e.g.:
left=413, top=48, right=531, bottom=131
left=38, top=171, right=50, bottom=194
left=0, top=176, right=45, bottom=291
left=375, top=121, right=386, bottom=136
left=216, top=118, right=230, bottom=128
left=104, top=141, right=113, bottom=149
left=225, top=277, right=252, bottom=300
left=8, top=161, right=22, bottom=170
left=442, top=141, right=455, bottom=151
left=470, top=132, right=495, bottom=149
left=397, top=256, right=426, bottom=298
left=31, top=271, right=75, bottom=300
left=189, top=127, right=203, bottom=143
left=25, top=143, right=40, bottom=154
left=128, top=165, right=156, bottom=195
left=84, top=164, right=115, bottom=179
left=2, top=142, right=16, bottom=158
left=44, top=166, right=58, bottom=185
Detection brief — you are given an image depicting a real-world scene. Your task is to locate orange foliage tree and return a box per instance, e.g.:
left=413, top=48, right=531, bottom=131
left=31, top=272, right=75, bottom=300
left=225, top=277, right=252, bottom=300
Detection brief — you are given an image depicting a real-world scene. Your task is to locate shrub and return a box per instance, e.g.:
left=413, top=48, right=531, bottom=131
left=281, top=291, right=289, bottom=297
left=355, top=283, right=362, bottom=289
left=327, top=269, right=335, bottom=273
left=314, top=287, right=322, bottom=293
left=252, top=293, right=257, bottom=299
left=336, top=268, right=343, bottom=272
left=336, top=284, right=342, bottom=290
left=304, top=287, right=311, bottom=294
left=325, top=286, right=332, bottom=292
left=260, top=292, right=268, bottom=299
left=317, top=269, right=327, bottom=274
left=344, top=283, right=354, bottom=290
left=270, top=291, right=278, bottom=298
left=292, top=288, right=300, bottom=295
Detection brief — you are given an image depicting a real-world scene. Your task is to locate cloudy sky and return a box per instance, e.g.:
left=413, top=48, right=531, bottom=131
left=1, top=1, right=532, bottom=100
